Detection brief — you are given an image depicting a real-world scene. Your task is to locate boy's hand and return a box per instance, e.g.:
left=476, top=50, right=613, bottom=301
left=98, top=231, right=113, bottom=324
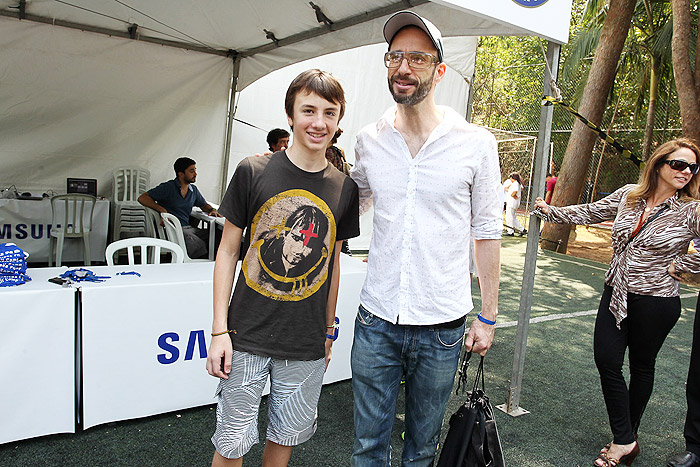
left=206, top=335, right=233, bottom=379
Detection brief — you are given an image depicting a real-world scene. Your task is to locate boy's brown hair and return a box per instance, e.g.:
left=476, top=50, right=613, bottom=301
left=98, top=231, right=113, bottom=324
left=284, top=69, right=346, bottom=122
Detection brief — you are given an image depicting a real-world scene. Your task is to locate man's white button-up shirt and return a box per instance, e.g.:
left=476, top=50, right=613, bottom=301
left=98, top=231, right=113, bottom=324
left=351, top=105, right=502, bottom=325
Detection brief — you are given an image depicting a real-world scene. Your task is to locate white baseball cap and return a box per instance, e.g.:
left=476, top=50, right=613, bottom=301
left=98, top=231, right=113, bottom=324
left=383, top=11, right=444, bottom=62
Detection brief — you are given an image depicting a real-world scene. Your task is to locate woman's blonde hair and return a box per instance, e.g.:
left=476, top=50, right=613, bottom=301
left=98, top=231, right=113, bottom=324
left=627, top=138, right=700, bottom=206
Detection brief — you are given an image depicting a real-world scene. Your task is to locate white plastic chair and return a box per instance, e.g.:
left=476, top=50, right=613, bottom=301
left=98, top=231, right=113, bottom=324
left=145, top=207, right=166, bottom=239
left=105, top=237, right=185, bottom=265
left=112, top=167, right=150, bottom=240
left=161, top=212, right=209, bottom=263
left=48, top=194, right=96, bottom=266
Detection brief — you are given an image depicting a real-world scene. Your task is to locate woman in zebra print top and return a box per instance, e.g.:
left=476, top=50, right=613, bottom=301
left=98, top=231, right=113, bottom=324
left=535, top=138, right=700, bottom=467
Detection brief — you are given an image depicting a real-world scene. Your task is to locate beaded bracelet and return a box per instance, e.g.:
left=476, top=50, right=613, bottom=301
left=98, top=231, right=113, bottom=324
left=211, top=330, right=232, bottom=336
left=477, top=313, right=496, bottom=325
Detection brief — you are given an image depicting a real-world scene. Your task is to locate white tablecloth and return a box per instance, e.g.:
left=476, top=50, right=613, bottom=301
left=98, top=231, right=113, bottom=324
left=78, top=256, right=365, bottom=429
left=0, top=266, right=76, bottom=444
left=0, top=198, right=110, bottom=263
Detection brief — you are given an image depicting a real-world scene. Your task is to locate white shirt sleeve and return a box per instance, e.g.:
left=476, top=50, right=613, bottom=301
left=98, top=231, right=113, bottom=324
left=350, top=136, right=373, bottom=216
left=471, top=133, right=503, bottom=240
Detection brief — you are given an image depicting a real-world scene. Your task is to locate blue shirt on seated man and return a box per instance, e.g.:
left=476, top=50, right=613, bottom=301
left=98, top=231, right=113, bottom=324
left=138, top=157, right=222, bottom=259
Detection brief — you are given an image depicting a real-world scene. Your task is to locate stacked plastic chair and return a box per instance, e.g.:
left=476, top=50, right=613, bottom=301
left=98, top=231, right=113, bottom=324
left=0, top=243, right=31, bottom=287
left=112, top=167, right=150, bottom=241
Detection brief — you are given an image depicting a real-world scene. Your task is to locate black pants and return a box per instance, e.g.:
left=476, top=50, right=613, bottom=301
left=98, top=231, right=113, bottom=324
left=594, top=285, right=681, bottom=444
left=684, top=293, right=700, bottom=455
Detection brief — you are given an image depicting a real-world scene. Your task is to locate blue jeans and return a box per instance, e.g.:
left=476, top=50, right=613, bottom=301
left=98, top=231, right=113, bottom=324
left=350, top=305, right=465, bottom=467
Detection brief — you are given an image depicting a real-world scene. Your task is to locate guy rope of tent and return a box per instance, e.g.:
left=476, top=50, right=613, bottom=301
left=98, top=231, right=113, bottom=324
left=537, top=42, right=643, bottom=169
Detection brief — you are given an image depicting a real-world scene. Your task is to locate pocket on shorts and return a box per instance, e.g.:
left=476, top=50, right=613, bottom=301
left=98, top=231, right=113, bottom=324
left=356, top=305, right=378, bottom=327
left=436, top=325, right=466, bottom=348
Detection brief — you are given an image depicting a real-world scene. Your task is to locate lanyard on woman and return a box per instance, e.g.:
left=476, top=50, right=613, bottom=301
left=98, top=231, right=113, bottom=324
left=622, top=205, right=669, bottom=252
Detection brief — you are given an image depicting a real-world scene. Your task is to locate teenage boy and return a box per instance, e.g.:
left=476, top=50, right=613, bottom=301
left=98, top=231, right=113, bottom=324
left=206, top=69, right=360, bottom=467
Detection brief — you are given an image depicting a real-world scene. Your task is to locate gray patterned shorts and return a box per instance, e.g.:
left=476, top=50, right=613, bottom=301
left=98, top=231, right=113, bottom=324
left=211, top=350, right=325, bottom=459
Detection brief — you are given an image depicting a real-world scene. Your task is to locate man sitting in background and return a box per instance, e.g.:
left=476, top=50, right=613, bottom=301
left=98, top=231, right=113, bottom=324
left=266, top=128, right=290, bottom=153
left=138, top=157, right=222, bottom=259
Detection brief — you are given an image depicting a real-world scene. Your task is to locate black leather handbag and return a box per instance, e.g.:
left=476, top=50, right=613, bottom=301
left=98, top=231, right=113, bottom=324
left=437, top=351, right=505, bottom=467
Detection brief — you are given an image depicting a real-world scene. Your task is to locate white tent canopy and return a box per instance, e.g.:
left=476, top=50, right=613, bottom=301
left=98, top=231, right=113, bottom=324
left=0, top=0, right=573, bottom=418
left=0, top=0, right=570, bottom=88
left=0, top=0, right=571, bottom=200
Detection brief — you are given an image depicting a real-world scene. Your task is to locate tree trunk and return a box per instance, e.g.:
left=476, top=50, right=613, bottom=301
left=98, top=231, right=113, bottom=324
left=642, top=55, right=660, bottom=160
left=671, top=0, right=700, bottom=143
left=541, top=0, right=637, bottom=252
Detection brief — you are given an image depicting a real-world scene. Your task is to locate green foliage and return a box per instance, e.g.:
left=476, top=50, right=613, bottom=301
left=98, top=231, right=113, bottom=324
left=471, top=36, right=546, bottom=132
left=470, top=0, right=690, bottom=200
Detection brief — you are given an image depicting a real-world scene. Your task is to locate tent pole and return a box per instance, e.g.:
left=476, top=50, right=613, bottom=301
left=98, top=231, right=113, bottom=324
left=220, top=55, right=241, bottom=201
left=465, top=55, right=476, bottom=122
left=497, top=40, right=560, bottom=417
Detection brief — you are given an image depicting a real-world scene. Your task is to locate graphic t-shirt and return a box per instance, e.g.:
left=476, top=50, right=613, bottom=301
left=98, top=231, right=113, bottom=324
left=218, top=151, right=360, bottom=360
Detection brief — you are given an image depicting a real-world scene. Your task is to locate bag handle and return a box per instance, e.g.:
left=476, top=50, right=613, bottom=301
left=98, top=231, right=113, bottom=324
left=472, top=353, right=486, bottom=394
left=455, top=350, right=486, bottom=395
left=455, top=350, right=472, bottom=394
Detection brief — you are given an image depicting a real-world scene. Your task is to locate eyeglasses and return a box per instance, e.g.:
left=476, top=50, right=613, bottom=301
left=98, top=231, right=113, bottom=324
left=663, top=159, right=700, bottom=174
left=384, top=51, right=439, bottom=70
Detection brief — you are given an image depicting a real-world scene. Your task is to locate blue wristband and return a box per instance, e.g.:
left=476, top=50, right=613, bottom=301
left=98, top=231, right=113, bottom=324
left=477, top=313, right=496, bottom=325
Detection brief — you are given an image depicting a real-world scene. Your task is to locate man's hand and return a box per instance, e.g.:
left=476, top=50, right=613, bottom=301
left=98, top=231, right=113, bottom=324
left=464, top=318, right=495, bottom=356
left=209, top=210, right=223, bottom=218
left=206, top=334, right=233, bottom=379
left=324, top=338, right=333, bottom=370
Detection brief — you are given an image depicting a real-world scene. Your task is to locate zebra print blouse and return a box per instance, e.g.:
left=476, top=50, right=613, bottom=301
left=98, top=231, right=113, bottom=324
left=539, top=184, right=700, bottom=327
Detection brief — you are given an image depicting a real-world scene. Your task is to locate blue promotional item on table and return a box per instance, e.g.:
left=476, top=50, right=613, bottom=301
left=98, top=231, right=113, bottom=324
left=116, top=271, right=141, bottom=277
left=0, top=243, right=31, bottom=287
left=59, top=268, right=111, bottom=283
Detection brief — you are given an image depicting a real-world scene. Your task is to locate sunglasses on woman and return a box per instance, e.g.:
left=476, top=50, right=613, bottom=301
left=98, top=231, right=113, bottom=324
left=664, top=159, right=700, bottom=175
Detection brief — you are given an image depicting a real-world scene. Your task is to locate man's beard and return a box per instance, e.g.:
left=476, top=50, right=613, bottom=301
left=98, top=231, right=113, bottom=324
left=388, top=72, right=434, bottom=106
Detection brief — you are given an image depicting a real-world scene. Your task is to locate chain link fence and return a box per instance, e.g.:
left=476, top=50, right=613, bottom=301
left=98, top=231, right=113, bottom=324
left=471, top=37, right=683, bottom=206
